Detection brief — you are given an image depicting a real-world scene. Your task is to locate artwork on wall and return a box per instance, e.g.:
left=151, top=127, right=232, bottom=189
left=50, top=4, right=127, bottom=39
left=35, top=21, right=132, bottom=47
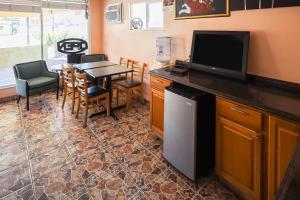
left=175, top=0, right=229, bottom=19
left=274, top=0, right=300, bottom=8
left=163, top=0, right=174, bottom=11
left=230, top=0, right=300, bottom=11
left=105, top=2, right=122, bottom=24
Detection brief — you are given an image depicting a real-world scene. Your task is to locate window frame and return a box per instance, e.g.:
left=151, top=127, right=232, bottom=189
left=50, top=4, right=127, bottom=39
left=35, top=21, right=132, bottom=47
left=129, top=0, right=164, bottom=31
left=0, top=7, right=90, bottom=89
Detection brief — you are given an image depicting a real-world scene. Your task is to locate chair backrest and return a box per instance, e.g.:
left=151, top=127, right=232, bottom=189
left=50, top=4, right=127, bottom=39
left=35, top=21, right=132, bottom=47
left=14, top=60, right=46, bottom=79
left=74, top=72, right=88, bottom=100
left=81, top=54, right=106, bottom=63
left=62, top=67, right=75, bottom=88
left=130, top=61, right=147, bottom=83
left=119, top=57, right=128, bottom=67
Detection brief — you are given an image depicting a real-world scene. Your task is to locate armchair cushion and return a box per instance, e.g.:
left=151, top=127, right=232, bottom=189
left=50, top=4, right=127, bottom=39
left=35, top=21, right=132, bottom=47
left=15, top=61, right=42, bottom=79
left=81, top=54, right=106, bottom=63
left=27, top=76, right=57, bottom=89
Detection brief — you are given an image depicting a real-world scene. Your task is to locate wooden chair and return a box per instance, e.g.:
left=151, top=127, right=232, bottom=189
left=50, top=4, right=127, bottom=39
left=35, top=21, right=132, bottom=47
left=75, top=72, right=110, bottom=127
left=111, top=57, right=131, bottom=82
left=61, top=67, right=76, bottom=114
left=116, top=61, right=147, bottom=110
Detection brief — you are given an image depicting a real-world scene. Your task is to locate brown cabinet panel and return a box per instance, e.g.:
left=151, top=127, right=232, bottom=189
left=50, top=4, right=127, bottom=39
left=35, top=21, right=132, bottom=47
left=216, top=116, right=262, bottom=200
left=268, top=116, right=300, bottom=200
left=150, top=89, right=165, bottom=137
left=150, top=75, right=172, bottom=92
left=217, top=97, right=263, bottom=131
left=150, top=75, right=172, bottom=137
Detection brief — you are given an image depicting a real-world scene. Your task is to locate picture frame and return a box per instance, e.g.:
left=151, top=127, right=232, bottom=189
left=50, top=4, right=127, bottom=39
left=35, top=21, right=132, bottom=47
left=175, top=0, right=230, bottom=20
left=105, top=2, right=122, bottom=24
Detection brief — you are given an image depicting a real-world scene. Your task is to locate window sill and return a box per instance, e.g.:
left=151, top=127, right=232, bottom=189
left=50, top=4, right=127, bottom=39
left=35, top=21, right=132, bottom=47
left=0, top=84, right=16, bottom=90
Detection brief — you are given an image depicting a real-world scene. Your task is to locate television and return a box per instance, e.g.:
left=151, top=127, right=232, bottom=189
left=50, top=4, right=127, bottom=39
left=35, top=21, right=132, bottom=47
left=189, top=31, right=250, bottom=81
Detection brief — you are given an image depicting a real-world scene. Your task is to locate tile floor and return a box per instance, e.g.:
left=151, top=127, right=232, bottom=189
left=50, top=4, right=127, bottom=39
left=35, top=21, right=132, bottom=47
left=0, top=92, right=240, bottom=200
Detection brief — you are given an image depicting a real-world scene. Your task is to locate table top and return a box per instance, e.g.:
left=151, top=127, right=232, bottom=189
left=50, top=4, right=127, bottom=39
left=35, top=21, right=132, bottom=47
left=74, top=61, right=116, bottom=71
left=85, top=65, right=133, bottom=79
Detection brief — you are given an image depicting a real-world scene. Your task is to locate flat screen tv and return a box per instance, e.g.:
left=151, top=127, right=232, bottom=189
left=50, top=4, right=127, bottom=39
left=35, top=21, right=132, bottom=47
left=189, top=31, right=250, bottom=81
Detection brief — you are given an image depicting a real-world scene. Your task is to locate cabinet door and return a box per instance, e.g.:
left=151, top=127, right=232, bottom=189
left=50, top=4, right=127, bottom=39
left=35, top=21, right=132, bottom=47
left=150, top=89, right=165, bottom=137
left=216, top=116, right=262, bottom=200
left=268, top=116, right=300, bottom=200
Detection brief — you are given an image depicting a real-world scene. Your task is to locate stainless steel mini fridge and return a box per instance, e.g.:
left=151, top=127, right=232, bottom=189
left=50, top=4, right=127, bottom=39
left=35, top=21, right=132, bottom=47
left=163, top=84, right=215, bottom=181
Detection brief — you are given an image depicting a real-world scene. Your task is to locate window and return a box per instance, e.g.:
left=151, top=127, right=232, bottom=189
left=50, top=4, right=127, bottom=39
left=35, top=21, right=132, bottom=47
left=0, top=0, right=88, bottom=89
left=43, top=9, right=88, bottom=66
left=0, top=12, right=42, bottom=88
left=130, top=0, right=163, bottom=30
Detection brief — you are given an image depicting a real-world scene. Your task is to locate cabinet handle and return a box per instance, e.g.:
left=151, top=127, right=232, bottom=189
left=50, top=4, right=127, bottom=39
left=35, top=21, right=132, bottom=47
left=231, top=107, right=249, bottom=115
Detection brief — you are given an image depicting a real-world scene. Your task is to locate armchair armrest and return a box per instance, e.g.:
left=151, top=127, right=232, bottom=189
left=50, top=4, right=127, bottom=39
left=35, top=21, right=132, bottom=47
left=40, top=61, right=59, bottom=79
left=15, top=78, right=28, bottom=97
left=42, top=69, right=59, bottom=79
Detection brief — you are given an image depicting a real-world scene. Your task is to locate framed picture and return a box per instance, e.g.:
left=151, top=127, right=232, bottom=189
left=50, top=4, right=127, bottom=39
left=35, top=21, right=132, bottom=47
left=163, top=0, right=175, bottom=11
left=175, top=0, right=229, bottom=19
left=105, top=2, right=122, bottom=24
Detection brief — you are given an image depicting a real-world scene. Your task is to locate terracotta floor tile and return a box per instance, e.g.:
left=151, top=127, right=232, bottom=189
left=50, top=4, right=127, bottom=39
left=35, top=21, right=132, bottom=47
left=1, top=184, right=34, bottom=200
left=0, top=91, right=238, bottom=199
left=33, top=164, right=88, bottom=200
left=0, top=163, right=31, bottom=199
left=85, top=171, right=139, bottom=200
left=0, top=141, right=28, bottom=172
left=30, top=146, right=74, bottom=177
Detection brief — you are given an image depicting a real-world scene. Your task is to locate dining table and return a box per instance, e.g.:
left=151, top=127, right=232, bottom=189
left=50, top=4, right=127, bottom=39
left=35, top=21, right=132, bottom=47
left=73, top=61, right=116, bottom=71
left=82, top=64, right=133, bottom=120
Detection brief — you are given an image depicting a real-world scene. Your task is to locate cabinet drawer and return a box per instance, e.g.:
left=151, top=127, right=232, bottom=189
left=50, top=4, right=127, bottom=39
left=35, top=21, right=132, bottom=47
left=216, top=97, right=263, bottom=131
left=150, top=75, right=172, bottom=92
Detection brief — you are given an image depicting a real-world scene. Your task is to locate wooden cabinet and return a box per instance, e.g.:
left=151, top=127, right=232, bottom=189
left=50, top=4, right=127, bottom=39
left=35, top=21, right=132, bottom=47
left=217, top=97, right=300, bottom=200
left=150, top=75, right=172, bottom=137
left=216, top=97, right=263, bottom=200
left=267, top=116, right=300, bottom=200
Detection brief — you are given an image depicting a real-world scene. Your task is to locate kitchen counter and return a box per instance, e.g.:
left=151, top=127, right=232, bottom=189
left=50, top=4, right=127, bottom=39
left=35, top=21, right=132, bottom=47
left=150, top=67, right=300, bottom=123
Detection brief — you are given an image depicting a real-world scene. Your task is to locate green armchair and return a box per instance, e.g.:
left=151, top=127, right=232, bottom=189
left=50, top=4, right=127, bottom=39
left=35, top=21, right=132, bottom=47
left=13, top=60, right=59, bottom=110
left=81, top=54, right=107, bottom=63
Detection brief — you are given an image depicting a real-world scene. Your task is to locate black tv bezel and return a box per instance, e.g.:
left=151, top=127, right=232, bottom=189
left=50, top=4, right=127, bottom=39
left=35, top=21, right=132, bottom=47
left=189, top=30, right=250, bottom=81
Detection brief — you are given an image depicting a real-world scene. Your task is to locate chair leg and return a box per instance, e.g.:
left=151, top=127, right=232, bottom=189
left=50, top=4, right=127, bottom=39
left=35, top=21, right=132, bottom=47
left=106, top=94, right=110, bottom=116
left=83, top=105, right=88, bottom=128
left=56, top=84, right=59, bottom=99
left=75, top=96, right=81, bottom=118
left=140, top=88, right=145, bottom=104
left=17, top=95, right=21, bottom=104
left=26, top=96, right=29, bottom=111
left=71, top=89, right=75, bottom=114
left=61, top=87, right=67, bottom=109
left=126, top=90, right=131, bottom=110
left=116, top=88, right=119, bottom=106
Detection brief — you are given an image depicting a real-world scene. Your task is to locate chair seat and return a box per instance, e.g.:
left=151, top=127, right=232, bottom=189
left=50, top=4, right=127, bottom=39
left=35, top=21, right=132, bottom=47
left=27, top=76, right=57, bottom=89
left=117, top=80, right=141, bottom=88
left=81, top=86, right=107, bottom=97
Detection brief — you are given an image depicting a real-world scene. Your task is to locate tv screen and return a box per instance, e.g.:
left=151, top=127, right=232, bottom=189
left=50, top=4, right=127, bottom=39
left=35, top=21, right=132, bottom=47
left=190, top=31, right=250, bottom=80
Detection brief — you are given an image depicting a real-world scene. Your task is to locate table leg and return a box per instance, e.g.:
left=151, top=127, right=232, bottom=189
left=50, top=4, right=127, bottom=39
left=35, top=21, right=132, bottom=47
left=89, top=76, right=126, bottom=120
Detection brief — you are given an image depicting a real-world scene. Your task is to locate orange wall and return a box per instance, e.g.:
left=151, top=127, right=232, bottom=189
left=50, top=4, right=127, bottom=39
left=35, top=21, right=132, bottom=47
left=101, top=0, right=300, bottom=86
left=90, top=0, right=104, bottom=53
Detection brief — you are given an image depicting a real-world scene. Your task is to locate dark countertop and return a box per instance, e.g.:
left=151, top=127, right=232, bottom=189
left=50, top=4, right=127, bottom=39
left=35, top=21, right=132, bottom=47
left=150, top=67, right=300, bottom=123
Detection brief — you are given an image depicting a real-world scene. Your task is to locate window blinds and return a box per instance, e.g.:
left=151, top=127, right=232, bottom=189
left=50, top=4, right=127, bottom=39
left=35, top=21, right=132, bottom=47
left=42, top=0, right=87, bottom=10
left=0, top=0, right=41, bottom=12
left=0, top=0, right=87, bottom=12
